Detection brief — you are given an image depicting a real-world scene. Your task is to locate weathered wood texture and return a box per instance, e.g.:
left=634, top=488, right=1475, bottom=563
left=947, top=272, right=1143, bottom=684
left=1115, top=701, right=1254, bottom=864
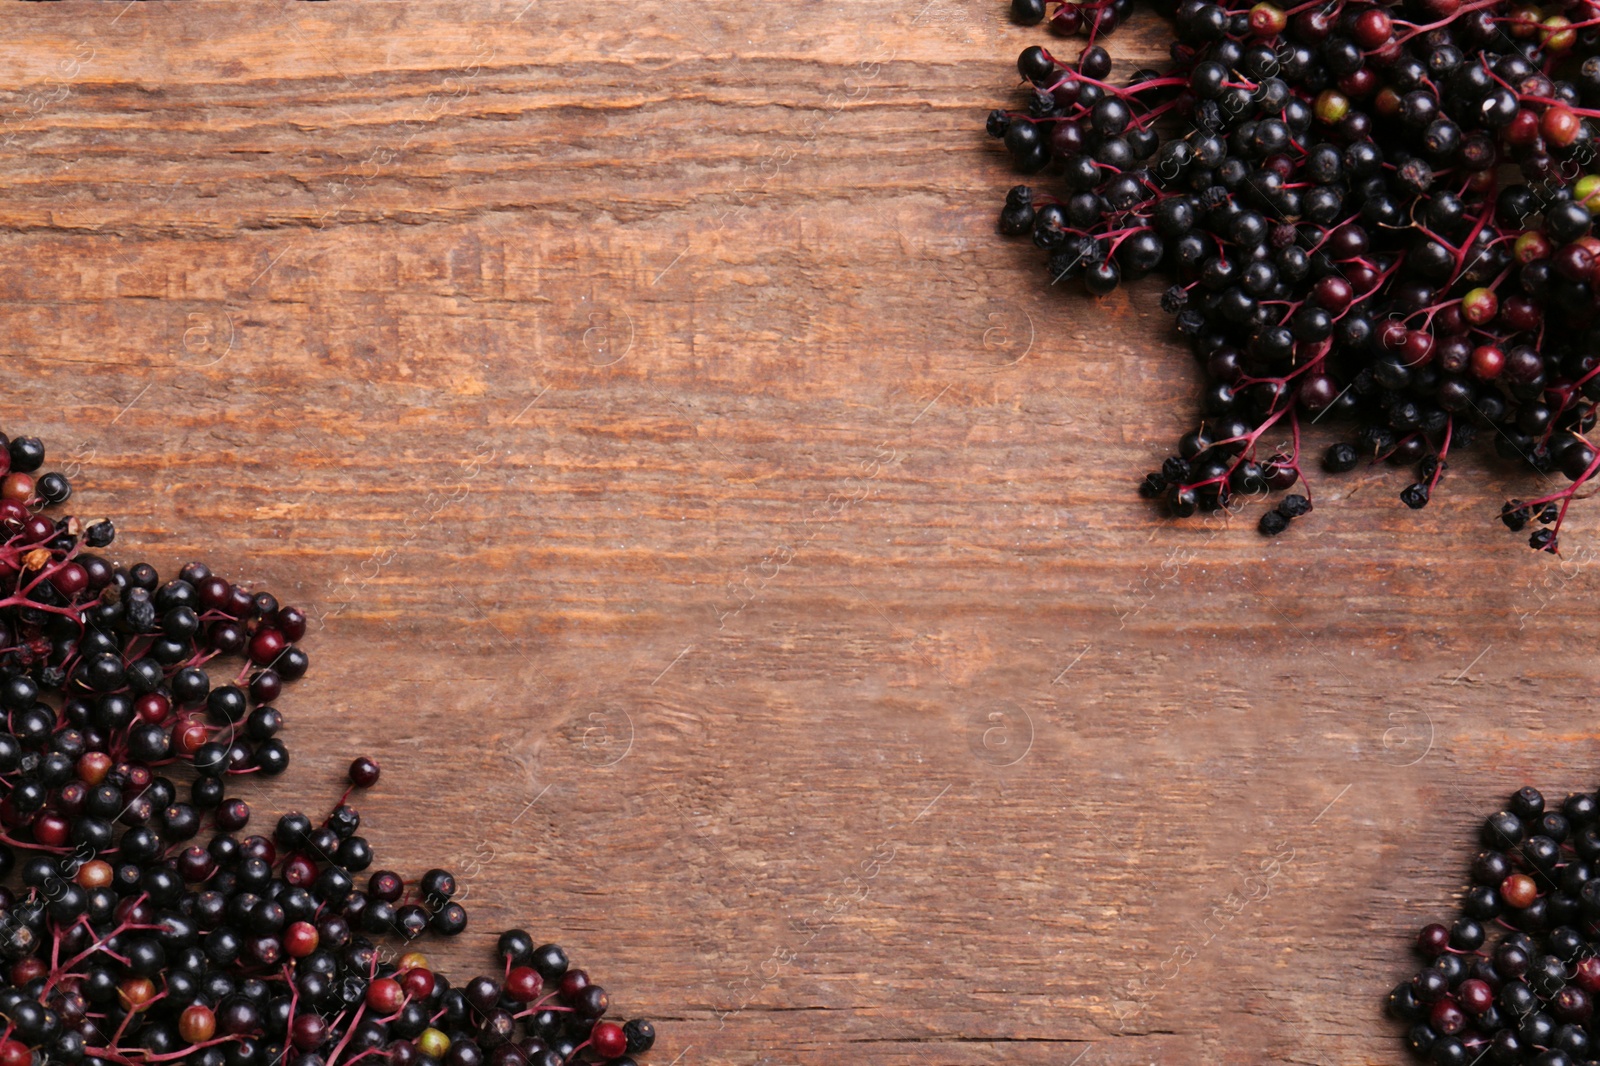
left=1, top=2, right=1596, bottom=1063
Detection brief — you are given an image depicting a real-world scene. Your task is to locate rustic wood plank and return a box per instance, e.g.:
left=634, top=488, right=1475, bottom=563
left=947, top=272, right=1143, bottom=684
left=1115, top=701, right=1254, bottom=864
left=0, top=3, right=1596, bottom=1065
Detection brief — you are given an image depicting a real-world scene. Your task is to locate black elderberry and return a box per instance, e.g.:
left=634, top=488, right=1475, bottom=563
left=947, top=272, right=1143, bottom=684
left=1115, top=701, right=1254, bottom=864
left=0, top=438, right=652, bottom=1056
left=1017, top=45, right=1055, bottom=84
left=8, top=437, right=44, bottom=472
left=35, top=473, right=70, bottom=505
left=623, top=1019, right=657, bottom=1055
left=1400, top=483, right=1430, bottom=510
left=431, top=903, right=468, bottom=936
left=529, top=941, right=569, bottom=979
left=1484, top=811, right=1525, bottom=848
left=1011, top=0, right=1047, bottom=23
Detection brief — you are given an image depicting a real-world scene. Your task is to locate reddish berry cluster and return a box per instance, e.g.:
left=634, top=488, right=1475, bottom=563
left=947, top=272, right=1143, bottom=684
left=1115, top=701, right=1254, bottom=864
left=993, top=0, right=1600, bottom=549
left=0, top=430, right=658, bottom=1066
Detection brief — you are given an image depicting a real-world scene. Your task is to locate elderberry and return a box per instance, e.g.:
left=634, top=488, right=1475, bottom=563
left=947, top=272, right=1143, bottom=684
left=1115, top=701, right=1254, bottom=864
left=0, top=425, right=662, bottom=1066
left=989, top=0, right=1600, bottom=549
left=1390, top=784, right=1600, bottom=1065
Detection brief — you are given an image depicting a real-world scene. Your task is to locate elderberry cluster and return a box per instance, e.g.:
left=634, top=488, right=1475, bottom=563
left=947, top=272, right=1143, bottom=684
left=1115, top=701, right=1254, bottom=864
left=0, top=429, right=658, bottom=1066
left=989, top=0, right=1600, bottom=549
left=1388, top=785, right=1600, bottom=1066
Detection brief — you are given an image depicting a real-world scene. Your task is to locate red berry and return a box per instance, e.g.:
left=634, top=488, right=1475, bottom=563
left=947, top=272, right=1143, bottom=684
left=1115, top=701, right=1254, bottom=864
left=50, top=562, right=88, bottom=598
left=1415, top=923, right=1450, bottom=956
left=226, top=583, right=255, bottom=618
left=119, top=977, right=157, bottom=1012
left=1500, top=295, right=1542, bottom=332
left=1508, top=3, right=1543, bottom=36
left=1458, top=978, right=1493, bottom=1014
left=560, top=969, right=591, bottom=998
left=348, top=756, right=381, bottom=789
left=1291, top=7, right=1334, bottom=40
left=276, top=605, right=308, bottom=641
left=401, top=967, right=435, bottom=1001
left=1379, top=320, right=1410, bottom=351
left=1352, top=7, right=1393, bottom=47
left=1576, top=956, right=1600, bottom=993
left=197, top=575, right=231, bottom=610
left=135, top=693, right=170, bottom=723
left=1050, top=5, right=1082, bottom=33
left=7, top=960, right=44, bottom=988
left=284, top=922, right=319, bottom=958
left=283, top=854, right=319, bottom=887
left=77, top=859, right=113, bottom=889
left=367, top=977, right=405, bottom=1014
left=1368, top=37, right=1402, bottom=65
left=1578, top=235, right=1600, bottom=273
left=1505, top=108, right=1541, bottom=146
left=248, top=627, right=287, bottom=666
left=1313, top=275, right=1352, bottom=311
left=1346, top=262, right=1380, bottom=294
left=291, top=1014, right=327, bottom=1051
left=175, top=720, right=210, bottom=756
left=1402, top=330, right=1434, bottom=367
left=1429, top=998, right=1466, bottom=1035
left=1543, top=104, right=1582, bottom=146
left=506, top=967, right=542, bottom=1003
left=1501, top=872, right=1539, bottom=908
left=78, top=751, right=112, bottom=784
left=1555, top=243, right=1594, bottom=281
left=22, top=515, right=52, bottom=542
left=0, top=474, right=33, bottom=503
left=590, top=1021, right=628, bottom=1060
left=1338, top=68, right=1378, bottom=98
left=177, top=846, right=216, bottom=883
left=1470, top=345, right=1506, bottom=380
left=32, top=812, right=70, bottom=848
left=179, top=1005, right=216, bottom=1044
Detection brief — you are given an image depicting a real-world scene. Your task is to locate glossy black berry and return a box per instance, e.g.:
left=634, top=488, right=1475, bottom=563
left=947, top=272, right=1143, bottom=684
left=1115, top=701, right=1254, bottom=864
left=1011, top=0, right=1047, bottom=23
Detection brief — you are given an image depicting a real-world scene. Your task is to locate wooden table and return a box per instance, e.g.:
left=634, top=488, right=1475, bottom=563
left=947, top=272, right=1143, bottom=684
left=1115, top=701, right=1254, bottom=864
left=4, top=3, right=1594, bottom=1063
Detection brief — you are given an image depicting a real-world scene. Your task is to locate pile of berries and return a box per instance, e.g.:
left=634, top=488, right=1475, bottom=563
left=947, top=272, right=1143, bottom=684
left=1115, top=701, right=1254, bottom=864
left=1388, top=785, right=1600, bottom=1066
left=990, top=0, right=1600, bottom=548
left=0, top=430, right=658, bottom=1066
left=1010, top=0, right=1137, bottom=37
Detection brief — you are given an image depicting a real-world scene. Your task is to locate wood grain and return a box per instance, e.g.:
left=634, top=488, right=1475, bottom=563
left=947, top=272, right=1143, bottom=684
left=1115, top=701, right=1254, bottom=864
left=1, top=3, right=1597, bottom=1064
